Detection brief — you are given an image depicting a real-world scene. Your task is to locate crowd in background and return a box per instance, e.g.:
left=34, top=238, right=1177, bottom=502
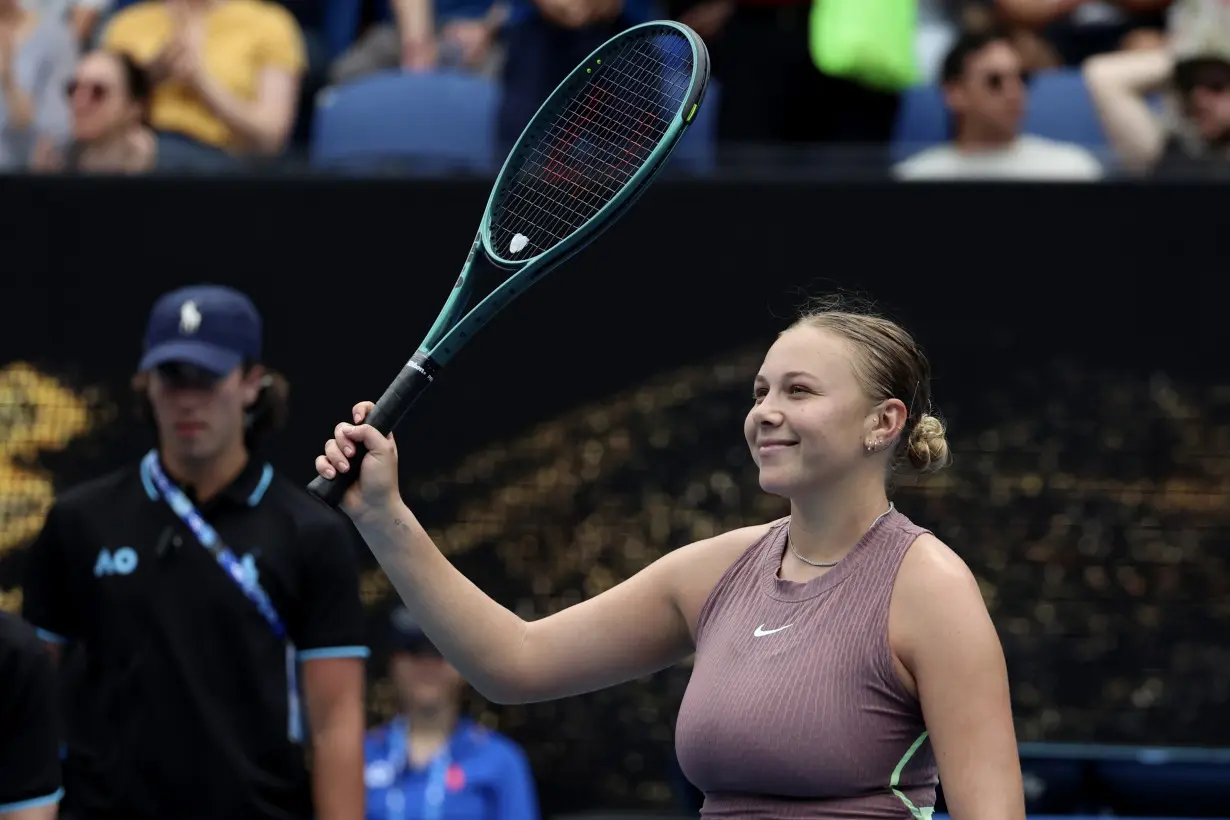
left=0, top=0, right=1227, bottom=176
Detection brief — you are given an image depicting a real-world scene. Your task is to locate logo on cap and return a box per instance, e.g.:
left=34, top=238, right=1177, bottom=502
left=180, top=301, right=202, bottom=335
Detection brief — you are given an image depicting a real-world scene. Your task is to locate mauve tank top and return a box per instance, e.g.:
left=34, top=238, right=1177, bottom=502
left=674, top=509, right=939, bottom=819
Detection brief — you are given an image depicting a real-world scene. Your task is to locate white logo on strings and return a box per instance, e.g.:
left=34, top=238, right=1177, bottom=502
left=510, top=233, right=529, bottom=254
left=179, top=301, right=202, bottom=334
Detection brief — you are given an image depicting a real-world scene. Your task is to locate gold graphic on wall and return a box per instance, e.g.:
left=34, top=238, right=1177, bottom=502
left=0, top=362, right=104, bottom=610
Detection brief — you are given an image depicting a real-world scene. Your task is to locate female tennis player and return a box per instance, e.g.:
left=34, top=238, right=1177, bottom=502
left=315, top=304, right=1026, bottom=819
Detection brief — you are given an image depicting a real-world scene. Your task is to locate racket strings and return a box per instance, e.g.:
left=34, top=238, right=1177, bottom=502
left=490, top=29, right=694, bottom=259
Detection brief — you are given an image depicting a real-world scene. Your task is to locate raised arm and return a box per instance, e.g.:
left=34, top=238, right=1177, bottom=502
left=318, top=402, right=744, bottom=705
left=1084, top=47, right=1172, bottom=173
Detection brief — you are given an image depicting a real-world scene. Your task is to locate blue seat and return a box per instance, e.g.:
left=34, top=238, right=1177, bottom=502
left=671, top=80, right=720, bottom=175
left=310, top=70, right=498, bottom=174
left=890, top=83, right=948, bottom=164
left=319, top=0, right=363, bottom=62
left=1023, top=68, right=1107, bottom=149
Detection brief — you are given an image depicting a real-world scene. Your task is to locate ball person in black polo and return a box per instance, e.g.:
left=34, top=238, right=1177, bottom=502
left=22, top=285, right=369, bottom=820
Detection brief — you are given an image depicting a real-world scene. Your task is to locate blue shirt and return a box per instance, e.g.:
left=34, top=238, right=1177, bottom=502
left=364, top=717, right=540, bottom=820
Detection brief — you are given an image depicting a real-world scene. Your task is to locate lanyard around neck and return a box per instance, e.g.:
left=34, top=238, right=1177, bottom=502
left=385, top=721, right=453, bottom=820
left=141, top=450, right=286, bottom=640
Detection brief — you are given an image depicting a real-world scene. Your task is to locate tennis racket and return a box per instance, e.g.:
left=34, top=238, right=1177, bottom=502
left=308, top=20, right=710, bottom=506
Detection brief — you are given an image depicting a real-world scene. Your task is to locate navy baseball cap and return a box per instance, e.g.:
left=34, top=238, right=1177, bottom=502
left=388, top=606, right=441, bottom=657
left=139, top=285, right=262, bottom=376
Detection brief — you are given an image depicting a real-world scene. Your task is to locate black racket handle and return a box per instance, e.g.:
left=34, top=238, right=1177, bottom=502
left=307, top=351, right=441, bottom=507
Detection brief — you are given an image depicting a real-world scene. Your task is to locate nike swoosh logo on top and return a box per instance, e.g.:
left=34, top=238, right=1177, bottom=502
left=753, top=623, right=793, bottom=637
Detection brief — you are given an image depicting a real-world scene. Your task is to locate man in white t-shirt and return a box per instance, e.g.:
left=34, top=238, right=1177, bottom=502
left=895, top=29, right=1105, bottom=180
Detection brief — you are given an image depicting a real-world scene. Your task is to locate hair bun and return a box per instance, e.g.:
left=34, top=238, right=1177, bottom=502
left=907, top=414, right=951, bottom=475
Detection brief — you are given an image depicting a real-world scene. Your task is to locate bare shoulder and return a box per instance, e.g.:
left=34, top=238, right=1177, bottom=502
left=662, top=521, right=778, bottom=642
left=898, top=533, right=983, bottom=599
left=890, top=533, right=997, bottom=672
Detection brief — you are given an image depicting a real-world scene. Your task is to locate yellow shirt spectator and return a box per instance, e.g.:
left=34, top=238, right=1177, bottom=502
left=103, top=0, right=305, bottom=153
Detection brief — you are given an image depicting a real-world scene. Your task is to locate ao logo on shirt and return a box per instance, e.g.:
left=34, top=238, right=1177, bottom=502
left=94, top=547, right=139, bottom=577
left=92, top=547, right=259, bottom=580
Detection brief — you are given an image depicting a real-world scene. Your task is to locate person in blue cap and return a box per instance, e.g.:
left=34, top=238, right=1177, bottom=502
left=22, top=284, right=370, bottom=820
left=364, top=606, right=539, bottom=820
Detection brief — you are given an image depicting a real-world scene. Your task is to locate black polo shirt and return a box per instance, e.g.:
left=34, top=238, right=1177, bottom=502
left=21, top=453, right=369, bottom=820
left=0, top=611, right=62, bottom=814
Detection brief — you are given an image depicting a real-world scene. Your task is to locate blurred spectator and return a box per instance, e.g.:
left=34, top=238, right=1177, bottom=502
left=995, top=0, right=1171, bottom=65
left=677, top=0, right=902, bottom=158
left=364, top=607, right=540, bottom=820
left=34, top=48, right=156, bottom=172
left=101, top=0, right=305, bottom=168
left=24, top=0, right=112, bottom=47
left=328, top=0, right=507, bottom=84
left=0, top=0, right=76, bottom=170
left=1085, top=0, right=1230, bottom=175
left=958, top=1, right=1065, bottom=73
left=495, top=0, right=647, bottom=153
left=895, top=29, right=1104, bottom=179
left=917, top=0, right=966, bottom=83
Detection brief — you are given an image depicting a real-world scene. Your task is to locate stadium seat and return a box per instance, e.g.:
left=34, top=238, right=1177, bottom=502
left=890, top=83, right=949, bottom=164
left=1023, top=68, right=1108, bottom=149
left=670, top=80, right=721, bottom=175
left=320, top=0, right=364, bottom=62
left=310, top=70, right=499, bottom=174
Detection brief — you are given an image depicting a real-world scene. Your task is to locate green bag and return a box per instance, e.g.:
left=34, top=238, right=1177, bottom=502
left=809, top=0, right=919, bottom=92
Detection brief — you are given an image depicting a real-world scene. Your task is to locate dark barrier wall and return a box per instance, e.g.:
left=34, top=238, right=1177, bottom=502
left=2, top=177, right=1229, bottom=814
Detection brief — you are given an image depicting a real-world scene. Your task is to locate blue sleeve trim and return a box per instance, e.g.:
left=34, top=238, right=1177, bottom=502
left=297, top=645, right=370, bottom=661
left=0, top=788, right=64, bottom=812
left=35, top=627, right=67, bottom=645
left=139, top=456, right=158, bottom=500
left=246, top=464, right=274, bottom=506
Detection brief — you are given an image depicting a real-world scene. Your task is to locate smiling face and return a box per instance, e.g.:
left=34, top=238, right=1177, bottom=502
left=744, top=326, right=880, bottom=497
left=744, top=310, right=936, bottom=498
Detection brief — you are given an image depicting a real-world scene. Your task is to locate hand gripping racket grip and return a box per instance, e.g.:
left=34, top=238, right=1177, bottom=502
left=307, top=351, right=441, bottom=507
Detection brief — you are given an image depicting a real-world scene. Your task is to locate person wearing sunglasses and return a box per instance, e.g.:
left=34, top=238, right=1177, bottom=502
left=42, top=49, right=156, bottom=172
left=22, top=285, right=370, bottom=820
left=1085, top=0, right=1230, bottom=175
left=895, top=28, right=1105, bottom=179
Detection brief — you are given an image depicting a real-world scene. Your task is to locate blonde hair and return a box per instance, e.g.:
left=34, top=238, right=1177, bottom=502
left=789, top=298, right=952, bottom=477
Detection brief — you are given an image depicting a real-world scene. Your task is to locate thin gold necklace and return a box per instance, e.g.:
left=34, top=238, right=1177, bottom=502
left=789, top=503, right=895, bottom=568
